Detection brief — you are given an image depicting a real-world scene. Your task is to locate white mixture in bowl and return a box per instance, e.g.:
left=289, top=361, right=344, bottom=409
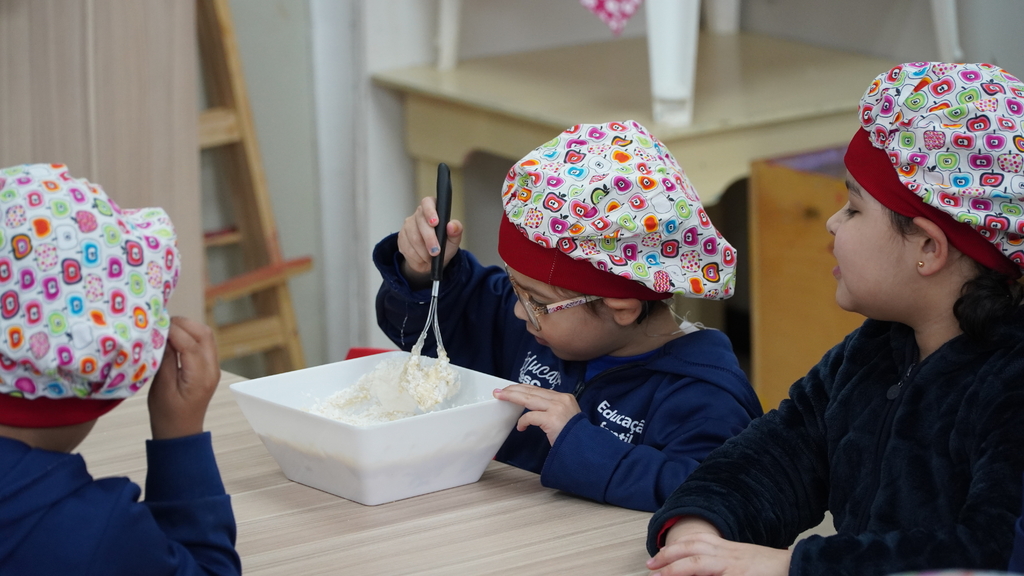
left=308, top=349, right=460, bottom=426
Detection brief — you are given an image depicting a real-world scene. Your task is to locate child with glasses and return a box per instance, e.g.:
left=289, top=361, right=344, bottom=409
left=373, top=121, right=761, bottom=512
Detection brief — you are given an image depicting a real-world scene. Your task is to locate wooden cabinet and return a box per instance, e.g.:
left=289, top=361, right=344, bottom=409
left=749, top=149, right=865, bottom=411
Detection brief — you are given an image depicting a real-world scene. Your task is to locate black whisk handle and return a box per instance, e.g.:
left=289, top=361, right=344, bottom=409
left=432, top=163, right=453, bottom=282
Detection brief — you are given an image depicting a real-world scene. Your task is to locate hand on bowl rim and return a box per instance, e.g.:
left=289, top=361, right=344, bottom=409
left=492, top=384, right=581, bottom=446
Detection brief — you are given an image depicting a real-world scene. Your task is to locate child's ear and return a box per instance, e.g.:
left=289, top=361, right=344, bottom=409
left=910, top=216, right=952, bottom=275
left=601, top=297, right=644, bottom=326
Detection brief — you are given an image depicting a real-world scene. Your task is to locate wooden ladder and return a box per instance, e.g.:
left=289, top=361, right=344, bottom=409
left=196, top=0, right=312, bottom=374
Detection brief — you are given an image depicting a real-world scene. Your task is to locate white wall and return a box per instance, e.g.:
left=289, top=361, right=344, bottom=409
left=742, top=0, right=1024, bottom=72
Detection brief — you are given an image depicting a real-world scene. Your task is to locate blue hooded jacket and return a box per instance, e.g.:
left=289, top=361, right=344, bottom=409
left=374, top=233, right=762, bottom=512
left=0, top=432, right=240, bottom=576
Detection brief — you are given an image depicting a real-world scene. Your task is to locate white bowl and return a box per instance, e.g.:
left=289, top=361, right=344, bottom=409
left=230, top=351, right=523, bottom=505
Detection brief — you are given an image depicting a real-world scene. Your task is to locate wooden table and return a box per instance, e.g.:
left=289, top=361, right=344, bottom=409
left=77, top=372, right=653, bottom=575
left=373, top=33, right=895, bottom=330
left=372, top=33, right=896, bottom=210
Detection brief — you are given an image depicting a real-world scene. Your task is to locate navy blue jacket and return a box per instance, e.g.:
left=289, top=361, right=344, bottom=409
left=648, top=316, right=1024, bottom=574
left=374, top=234, right=762, bottom=512
left=1012, top=475, right=1024, bottom=573
left=0, top=432, right=240, bottom=576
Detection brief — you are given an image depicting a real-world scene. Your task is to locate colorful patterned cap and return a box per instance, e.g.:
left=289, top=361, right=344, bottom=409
left=498, top=120, right=736, bottom=300
left=855, top=62, right=1024, bottom=275
left=0, top=164, right=180, bottom=427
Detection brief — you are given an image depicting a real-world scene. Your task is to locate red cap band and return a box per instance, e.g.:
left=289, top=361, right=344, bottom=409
left=0, top=394, right=122, bottom=428
left=498, top=215, right=672, bottom=300
left=844, top=129, right=1020, bottom=279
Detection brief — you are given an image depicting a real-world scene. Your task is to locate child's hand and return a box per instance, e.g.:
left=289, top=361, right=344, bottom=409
left=148, top=317, right=221, bottom=440
left=663, top=517, right=722, bottom=543
left=492, top=384, right=581, bottom=445
left=397, top=196, right=464, bottom=288
left=646, top=530, right=792, bottom=576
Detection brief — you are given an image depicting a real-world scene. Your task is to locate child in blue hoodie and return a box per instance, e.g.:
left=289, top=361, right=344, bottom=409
left=375, top=121, right=762, bottom=512
left=0, top=164, right=240, bottom=576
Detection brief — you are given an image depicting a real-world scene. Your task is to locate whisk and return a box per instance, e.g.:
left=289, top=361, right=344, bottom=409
left=339, top=164, right=455, bottom=417
left=411, top=162, right=453, bottom=357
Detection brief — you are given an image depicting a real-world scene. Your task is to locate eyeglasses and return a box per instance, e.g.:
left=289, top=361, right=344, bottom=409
left=505, top=265, right=602, bottom=331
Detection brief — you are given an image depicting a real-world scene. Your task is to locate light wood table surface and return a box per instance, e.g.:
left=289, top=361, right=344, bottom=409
left=77, top=371, right=653, bottom=575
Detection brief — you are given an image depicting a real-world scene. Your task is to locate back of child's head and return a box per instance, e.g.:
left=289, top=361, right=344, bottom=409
left=846, top=62, right=1024, bottom=338
left=497, top=120, right=736, bottom=302
left=0, top=164, right=179, bottom=428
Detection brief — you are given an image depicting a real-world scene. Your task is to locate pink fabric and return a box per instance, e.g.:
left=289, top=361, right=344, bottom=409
left=499, top=120, right=737, bottom=301
left=580, top=0, right=643, bottom=35
left=0, top=163, right=180, bottom=427
left=854, top=62, right=1024, bottom=275
left=845, top=129, right=1020, bottom=278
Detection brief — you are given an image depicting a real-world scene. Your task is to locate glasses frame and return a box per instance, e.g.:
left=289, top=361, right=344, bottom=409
left=505, top=265, right=602, bottom=331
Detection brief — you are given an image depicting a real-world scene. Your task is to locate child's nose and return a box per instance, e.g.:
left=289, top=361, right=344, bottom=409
left=825, top=209, right=841, bottom=236
left=512, top=299, right=528, bottom=322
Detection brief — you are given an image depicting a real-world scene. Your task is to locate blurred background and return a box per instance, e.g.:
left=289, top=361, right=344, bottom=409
left=3, top=0, right=1023, bottom=399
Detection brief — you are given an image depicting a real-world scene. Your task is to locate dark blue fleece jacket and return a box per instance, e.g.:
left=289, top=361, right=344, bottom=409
left=648, top=316, right=1024, bottom=574
left=0, top=432, right=240, bottom=576
left=1012, top=478, right=1024, bottom=572
left=374, top=233, right=762, bottom=512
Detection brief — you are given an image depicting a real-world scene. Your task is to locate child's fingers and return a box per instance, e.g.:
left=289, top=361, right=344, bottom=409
left=514, top=404, right=571, bottom=445
left=515, top=410, right=548, bottom=432
left=152, top=338, right=180, bottom=389
left=418, top=197, right=462, bottom=258
left=494, top=384, right=573, bottom=412
left=165, top=317, right=201, bottom=356
left=443, top=220, right=464, bottom=264
left=647, top=534, right=729, bottom=575
left=415, top=206, right=443, bottom=256
left=168, top=316, right=212, bottom=345
left=173, top=317, right=218, bottom=366
left=398, top=199, right=463, bottom=279
left=147, top=318, right=219, bottom=440
left=397, top=206, right=438, bottom=271
left=398, top=215, right=464, bottom=281
left=396, top=218, right=431, bottom=273
left=493, top=384, right=553, bottom=411
left=446, top=220, right=463, bottom=239
left=162, top=317, right=219, bottom=392
left=418, top=196, right=438, bottom=227
left=648, top=538, right=709, bottom=570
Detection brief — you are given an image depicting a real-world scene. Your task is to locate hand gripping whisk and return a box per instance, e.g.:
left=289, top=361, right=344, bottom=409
left=411, top=163, right=453, bottom=357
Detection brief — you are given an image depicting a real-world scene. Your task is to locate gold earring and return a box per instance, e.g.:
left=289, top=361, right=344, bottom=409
left=917, top=261, right=925, bottom=268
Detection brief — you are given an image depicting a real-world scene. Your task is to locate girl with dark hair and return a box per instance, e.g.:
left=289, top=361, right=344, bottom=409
left=646, top=62, right=1024, bottom=575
